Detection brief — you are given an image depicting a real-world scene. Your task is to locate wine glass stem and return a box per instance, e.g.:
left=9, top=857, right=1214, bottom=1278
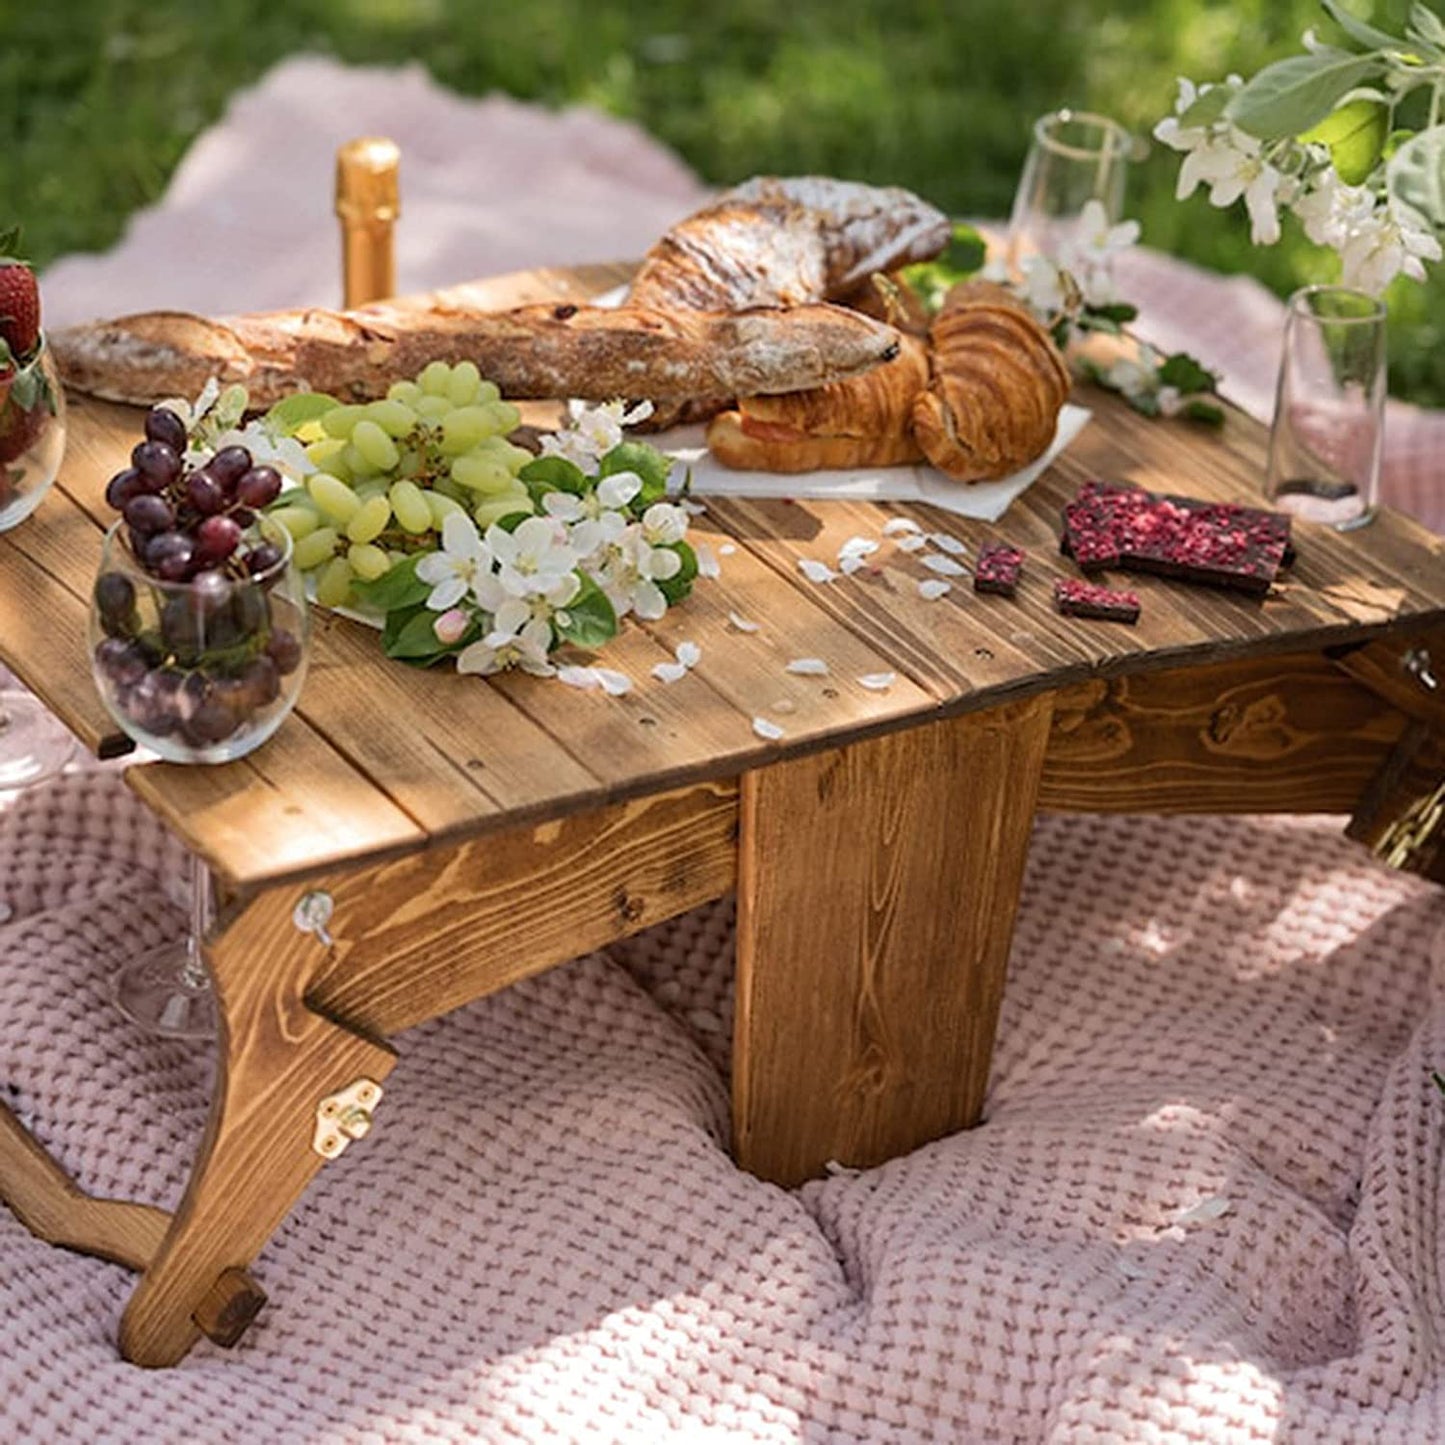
left=180, top=852, right=215, bottom=993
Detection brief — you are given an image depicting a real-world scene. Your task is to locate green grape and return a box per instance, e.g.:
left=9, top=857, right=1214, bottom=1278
left=470, top=435, right=533, bottom=473
left=346, top=494, right=393, bottom=544
left=483, top=400, right=522, bottom=436
left=308, top=473, right=362, bottom=524
left=473, top=490, right=535, bottom=528
left=354, top=479, right=388, bottom=502
left=294, top=526, right=341, bottom=571
left=316, top=555, right=355, bottom=608
left=475, top=379, right=501, bottom=407
left=386, top=380, right=422, bottom=406
left=439, top=405, right=501, bottom=456
left=390, top=480, right=432, bottom=533
left=352, top=418, right=401, bottom=471
left=419, top=360, right=453, bottom=397
left=341, top=443, right=378, bottom=480
left=424, top=492, right=465, bottom=528
left=414, top=395, right=452, bottom=422
left=347, top=542, right=391, bottom=582
left=269, top=504, right=321, bottom=542
left=306, top=437, right=350, bottom=474
left=321, top=404, right=367, bottom=439
left=451, top=453, right=516, bottom=494
left=364, top=398, right=417, bottom=439
left=446, top=360, right=482, bottom=408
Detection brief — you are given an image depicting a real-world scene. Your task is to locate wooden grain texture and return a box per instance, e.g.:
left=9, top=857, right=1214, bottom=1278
left=1329, top=625, right=1445, bottom=730
left=118, top=905, right=398, bottom=1368
left=304, top=778, right=740, bottom=1035
left=733, top=693, right=1054, bottom=1187
left=1039, top=651, right=1409, bottom=814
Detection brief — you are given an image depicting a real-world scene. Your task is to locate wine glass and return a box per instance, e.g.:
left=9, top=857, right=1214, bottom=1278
left=0, top=337, right=75, bottom=790
left=89, top=516, right=310, bottom=1036
left=1006, top=108, right=1136, bottom=275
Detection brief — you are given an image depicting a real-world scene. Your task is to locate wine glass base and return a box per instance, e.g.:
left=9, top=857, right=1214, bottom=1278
left=0, top=692, right=76, bottom=790
left=114, top=943, right=217, bottom=1039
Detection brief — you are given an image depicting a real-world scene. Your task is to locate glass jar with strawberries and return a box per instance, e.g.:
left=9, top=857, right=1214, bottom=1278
left=0, top=228, right=65, bottom=532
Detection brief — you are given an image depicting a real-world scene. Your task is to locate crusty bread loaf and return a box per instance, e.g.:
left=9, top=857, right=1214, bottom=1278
left=627, top=177, right=951, bottom=312
left=706, top=334, right=928, bottom=472
left=911, top=281, right=1069, bottom=482
left=51, top=299, right=902, bottom=409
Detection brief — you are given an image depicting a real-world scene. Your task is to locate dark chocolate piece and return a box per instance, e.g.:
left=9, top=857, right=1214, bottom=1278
left=1054, top=577, right=1141, bottom=624
left=974, top=543, right=1025, bottom=597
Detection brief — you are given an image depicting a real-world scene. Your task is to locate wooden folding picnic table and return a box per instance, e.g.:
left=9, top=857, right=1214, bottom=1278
left=1, top=261, right=1442, bottom=1367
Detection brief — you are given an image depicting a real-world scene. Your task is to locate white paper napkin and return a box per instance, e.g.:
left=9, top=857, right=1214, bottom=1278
left=660, top=405, right=1091, bottom=522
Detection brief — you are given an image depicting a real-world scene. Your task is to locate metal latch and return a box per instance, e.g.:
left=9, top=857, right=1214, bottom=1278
left=313, top=1078, right=383, bottom=1159
left=1374, top=780, right=1445, bottom=871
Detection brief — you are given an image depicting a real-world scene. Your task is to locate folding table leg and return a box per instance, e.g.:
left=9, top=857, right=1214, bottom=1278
left=733, top=693, right=1053, bottom=1188
left=118, top=885, right=396, bottom=1369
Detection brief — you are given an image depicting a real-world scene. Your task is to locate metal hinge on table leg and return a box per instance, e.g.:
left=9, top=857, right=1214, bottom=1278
left=1374, top=780, right=1445, bottom=872
left=312, top=1078, right=383, bottom=1159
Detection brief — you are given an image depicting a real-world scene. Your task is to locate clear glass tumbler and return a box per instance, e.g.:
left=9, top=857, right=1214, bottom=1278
left=89, top=516, right=311, bottom=1036
left=0, top=335, right=67, bottom=533
left=1265, top=285, right=1386, bottom=530
left=1006, top=108, right=1135, bottom=273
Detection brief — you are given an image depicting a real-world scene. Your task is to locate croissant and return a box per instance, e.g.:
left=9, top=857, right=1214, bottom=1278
left=911, top=281, right=1070, bottom=483
left=705, top=334, right=928, bottom=472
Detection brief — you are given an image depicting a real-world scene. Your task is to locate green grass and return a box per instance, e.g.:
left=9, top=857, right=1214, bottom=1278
left=4, top=0, right=1441, bottom=400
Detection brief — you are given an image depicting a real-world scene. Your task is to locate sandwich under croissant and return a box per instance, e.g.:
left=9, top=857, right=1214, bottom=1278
left=706, top=334, right=929, bottom=472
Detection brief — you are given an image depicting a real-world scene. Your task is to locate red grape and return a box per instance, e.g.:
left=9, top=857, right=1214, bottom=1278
left=146, top=531, right=196, bottom=581
left=123, top=493, right=176, bottom=535
left=195, top=514, right=242, bottom=564
left=236, top=465, right=282, bottom=509
left=209, top=446, right=253, bottom=488
left=185, top=469, right=228, bottom=516
left=105, top=467, right=146, bottom=510
left=143, top=407, right=188, bottom=453
left=265, top=628, right=303, bottom=676
left=131, top=440, right=182, bottom=488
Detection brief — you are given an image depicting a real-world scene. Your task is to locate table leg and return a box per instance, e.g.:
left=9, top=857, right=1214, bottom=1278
left=733, top=694, right=1054, bottom=1187
left=118, top=889, right=396, bottom=1369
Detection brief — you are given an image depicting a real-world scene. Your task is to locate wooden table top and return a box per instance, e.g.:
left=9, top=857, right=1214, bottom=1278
left=3, top=260, right=1442, bottom=892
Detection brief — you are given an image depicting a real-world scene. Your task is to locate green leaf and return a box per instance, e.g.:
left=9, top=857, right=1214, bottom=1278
left=1300, top=96, right=1390, bottom=184
left=1321, top=0, right=1407, bottom=54
left=1387, top=123, right=1445, bottom=228
left=382, top=602, right=476, bottom=664
left=599, top=441, right=673, bottom=508
left=265, top=392, right=339, bottom=435
left=1226, top=52, right=1386, bottom=139
left=518, top=454, right=588, bottom=495
left=1177, top=84, right=1233, bottom=130
left=351, top=553, right=431, bottom=612
left=555, top=573, right=617, bottom=650
left=1158, top=351, right=1221, bottom=394
left=655, top=539, right=698, bottom=605
left=1086, top=302, right=1139, bottom=326
left=940, top=222, right=987, bottom=274
left=1408, top=2, right=1445, bottom=51
left=213, top=383, right=249, bottom=428
left=1182, top=399, right=1226, bottom=426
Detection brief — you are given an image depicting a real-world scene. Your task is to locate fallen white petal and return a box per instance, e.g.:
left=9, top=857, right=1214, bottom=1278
left=922, top=554, right=968, bottom=576
left=857, top=672, right=897, bottom=691
left=680, top=498, right=709, bottom=516
left=786, top=658, right=829, bottom=676
left=752, top=716, right=785, bottom=740
left=883, top=517, right=922, bottom=537
left=556, top=665, right=601, bottom=691
left=798, top=558, right=838, bottom=583
left=675, top=640, right=701, bottom=669
left=719, top=543, right=737, bottom=556
left=727, top=611, right=761, bottom=634
left=838, top=535, right=879, bottom=559
left=651, top=661, right=688, bottom=683
left=839, top=554, right=868, bottom=575
left=895, top=533, right=927, bottom=553
left=927, top=531, right=967, bottom=556
left=1173, top=1196, right=1233, bottom=1227
left=593, top=668, right=633, bottom=696
left=695, top=542, right=721, bottom=579
left=918, top=579, right=953, bottom=601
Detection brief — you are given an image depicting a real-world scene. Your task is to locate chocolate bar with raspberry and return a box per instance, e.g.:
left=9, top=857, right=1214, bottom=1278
left=1054, top=577, right=1140, bottom=624
left=973, top=543, right=1025, bottom=596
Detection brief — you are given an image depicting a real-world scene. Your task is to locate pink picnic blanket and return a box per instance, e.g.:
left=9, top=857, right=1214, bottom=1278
left=4, top=56, right=1443, bottom=1442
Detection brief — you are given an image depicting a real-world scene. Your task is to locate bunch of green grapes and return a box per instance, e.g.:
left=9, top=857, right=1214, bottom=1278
left=269, top=360, right=535, bottom=609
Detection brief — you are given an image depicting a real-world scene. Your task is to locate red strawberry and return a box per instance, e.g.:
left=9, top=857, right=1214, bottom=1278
left=0, top=225, right=41, bottom=363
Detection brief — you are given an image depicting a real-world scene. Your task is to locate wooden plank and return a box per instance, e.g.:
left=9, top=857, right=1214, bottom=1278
left=304, top=778, right=740, bottom=1035
left=1039, top=651, right=1408, bottom=814
left=1329, top=625, right=1445, bottom=730
left=733, top=693, right=1054, bottom=1187
left=1345, top=721, right=1445, bottom=884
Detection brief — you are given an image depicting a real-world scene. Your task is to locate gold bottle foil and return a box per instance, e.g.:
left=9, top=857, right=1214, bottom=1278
left=335, top=137, right=400, bottom=308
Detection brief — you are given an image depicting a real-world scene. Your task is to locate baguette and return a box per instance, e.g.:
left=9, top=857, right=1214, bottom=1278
left=707, top=334, right=928, bottom=472
left=50, top=299, right=902, bottom=410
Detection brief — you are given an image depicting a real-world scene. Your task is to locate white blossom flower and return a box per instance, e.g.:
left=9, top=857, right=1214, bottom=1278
left=457, top=617, right=556, bottom=677
left=489, top=572, right=581, bottom=640
left=640, top=501, right=689, bottom=545
left=1176, top=130, right=1285, bottom=246
left=1020, top=253, right=1067, bottom=316
left=486, top=516, right=579, bottom=599
left=417, top=513, right=495, bottom=612
left=1104, top=353, right=1158, bottom=405
left=539, top=399, right=655, bottom=470
left=597, top=525, right=682, bottom=620
left=1339, top=195, right=1443, bottom=294
left=1058, top=199, right=1142, bottom=305
left=1291, top=169, right=1374, bottom=249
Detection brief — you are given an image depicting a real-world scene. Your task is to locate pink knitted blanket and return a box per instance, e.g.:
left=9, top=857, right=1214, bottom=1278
left=2, top=775, right=1441, bottom=1440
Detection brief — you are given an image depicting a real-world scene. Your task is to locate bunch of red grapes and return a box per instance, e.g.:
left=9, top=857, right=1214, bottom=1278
left=94, top=405, right=303, bottom=751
